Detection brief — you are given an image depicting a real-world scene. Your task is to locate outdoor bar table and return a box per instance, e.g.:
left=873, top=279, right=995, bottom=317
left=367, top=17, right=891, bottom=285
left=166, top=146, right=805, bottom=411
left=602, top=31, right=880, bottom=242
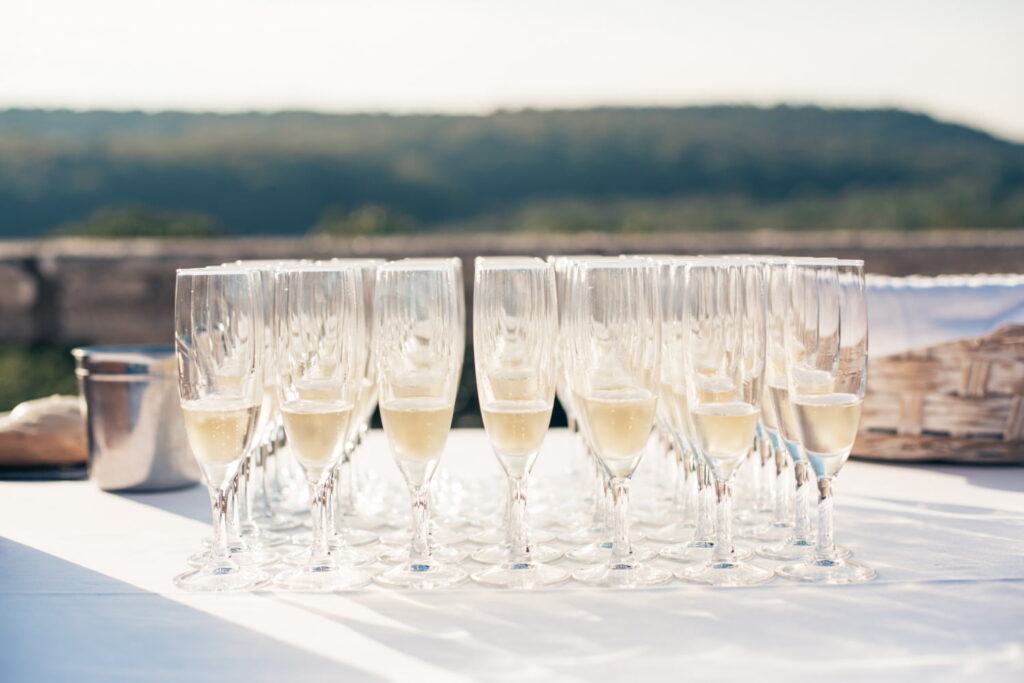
left=2, top=429, right=1022, bottom=682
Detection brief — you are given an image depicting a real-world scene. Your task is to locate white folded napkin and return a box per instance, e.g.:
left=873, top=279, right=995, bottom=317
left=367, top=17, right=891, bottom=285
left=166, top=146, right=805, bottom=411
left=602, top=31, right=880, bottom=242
left=867, top=274, right=1024, bottom=357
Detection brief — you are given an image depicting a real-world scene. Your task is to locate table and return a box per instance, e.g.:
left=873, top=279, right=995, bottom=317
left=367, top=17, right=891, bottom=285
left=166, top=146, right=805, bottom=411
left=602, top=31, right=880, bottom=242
left=2, top=429, right=1023, bottom=682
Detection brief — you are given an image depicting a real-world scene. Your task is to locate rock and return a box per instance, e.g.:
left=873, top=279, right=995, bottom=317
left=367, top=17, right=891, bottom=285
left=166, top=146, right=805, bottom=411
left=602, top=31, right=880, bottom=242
left=0, top=395, right=87, bottom=467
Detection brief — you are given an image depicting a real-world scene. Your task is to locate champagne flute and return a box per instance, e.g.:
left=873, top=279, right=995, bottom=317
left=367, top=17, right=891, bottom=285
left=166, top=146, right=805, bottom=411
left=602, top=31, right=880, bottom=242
left=272, top=264, right=372, bottom=591
left=676, top=259, right=774, bottom=586
left=658, top=258, right=733, bottom=565
left=279, top=259, right=381, bottom=549
left=568, top=258, right=671, bottom=587
left=173, top=267, right=268, bottom=591
left=374, top=261, right=468, bottom=588
left=776, top=260, right=875, bottom=584
left=470, top=257, right=569, bottom=588
left=757, top=257, right=852, bottom=561
left=333, top=258, right=387, bottom=537
left=649, top=256, right=700, bottom=542
left=379, top=258, right=470, bottom=549
left=228, top=262, right=295, bottom=548
left=234, top=260, right=303, bottom=535
left=187, top=265, right=282, bottom=566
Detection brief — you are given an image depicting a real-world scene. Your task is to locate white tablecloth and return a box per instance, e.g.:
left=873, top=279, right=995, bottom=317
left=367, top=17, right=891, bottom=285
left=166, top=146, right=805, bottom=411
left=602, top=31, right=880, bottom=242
left=1, top=429, right=1023, bottom=682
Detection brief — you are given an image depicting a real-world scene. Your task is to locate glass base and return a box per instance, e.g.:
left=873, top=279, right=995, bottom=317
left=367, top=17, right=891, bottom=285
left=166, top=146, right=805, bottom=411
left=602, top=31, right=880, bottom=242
left=291, top=528, right=378, bottom=547
left=253, top=510, right=303, bottom=532
left=776, top=557, right=876, bottom=584
left=203, top=529, right=291, bottom=548
left=470, top=526, right=555, bottom=545
left=677, top=559, right=775, bottom=587
left=380, top=526, right=467, bottom=547
left=285, top=544, right=374, bottom=566
left=471, top=562, right=570, bottom=589
left=741, top=521, right=792, bottom=543
left=174, top=563, right=269, bottom=592
left=560, top=527, right=647, bottom=545
left=572, top=561, right=673, bottom=588
left=558, top=526, right=604, bottom=545
left=254, top=529, right=292, bottom=547
left=567, top=540, right=657, bottom=564
left=646, top=520, right=696, bottom=543
left=374, top=560, right=469, bottom=589
left=471, top=543, right=563, bottom=565
left=660, top=541, right=752, bottom=565
left=189, top=544, right=280, bottom=568
left=631, top=503, right=675, bottom=527
left=757, top=538, right=851, bottom=562
left=338, top=513, right=388, bottom=531
left=378, top=543, right=468, bottom=564
left=273, top=563, right=372, bottom=591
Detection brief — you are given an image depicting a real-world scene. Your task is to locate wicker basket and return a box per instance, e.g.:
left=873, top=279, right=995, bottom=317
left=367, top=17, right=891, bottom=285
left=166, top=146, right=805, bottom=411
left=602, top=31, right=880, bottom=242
left=854, top=324, right=1024, bottom=464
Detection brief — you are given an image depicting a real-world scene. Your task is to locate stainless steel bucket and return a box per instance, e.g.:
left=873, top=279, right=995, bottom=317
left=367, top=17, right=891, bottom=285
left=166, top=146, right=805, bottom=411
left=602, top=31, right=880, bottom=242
left=73, top=346, right=199, bottom=492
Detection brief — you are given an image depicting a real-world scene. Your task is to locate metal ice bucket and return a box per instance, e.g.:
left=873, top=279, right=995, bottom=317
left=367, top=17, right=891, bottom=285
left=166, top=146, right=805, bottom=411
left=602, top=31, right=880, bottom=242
left=73, top=346, right=199, bottom=492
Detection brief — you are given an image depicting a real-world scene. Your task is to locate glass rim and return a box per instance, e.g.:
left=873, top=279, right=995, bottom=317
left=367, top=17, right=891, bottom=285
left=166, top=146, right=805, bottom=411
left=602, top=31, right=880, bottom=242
left=273, top=262, right=364, bottom=274
left=378, top=260, right=456, bottom=273
left=227, top=259, right=309, bottom=268
left=579, top=256, right=656, bottom=270
left=328, top=257, right=386, bottom=266
left=753, top=256, right=839, bottom=265
left=176, top=266, right=252, bottom=276
left=476, top=256, right=549, bottom=270
left=791, top=258, right=865, bottom=269
left=678, top=257, right=749, bottom=268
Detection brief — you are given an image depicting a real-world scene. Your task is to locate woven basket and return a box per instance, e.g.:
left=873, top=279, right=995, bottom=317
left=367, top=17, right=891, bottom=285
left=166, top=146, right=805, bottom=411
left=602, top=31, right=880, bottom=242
left=854, top=324, right=1024, bottom=464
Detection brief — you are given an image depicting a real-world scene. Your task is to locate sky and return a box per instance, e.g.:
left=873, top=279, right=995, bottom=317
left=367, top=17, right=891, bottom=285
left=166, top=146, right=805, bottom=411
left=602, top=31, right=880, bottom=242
left=2, top=0, right=1022, bottom=140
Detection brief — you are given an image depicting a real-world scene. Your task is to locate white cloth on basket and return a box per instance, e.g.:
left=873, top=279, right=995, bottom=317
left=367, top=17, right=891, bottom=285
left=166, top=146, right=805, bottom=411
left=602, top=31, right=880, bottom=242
left=867, top=273, right=1024, bottom=357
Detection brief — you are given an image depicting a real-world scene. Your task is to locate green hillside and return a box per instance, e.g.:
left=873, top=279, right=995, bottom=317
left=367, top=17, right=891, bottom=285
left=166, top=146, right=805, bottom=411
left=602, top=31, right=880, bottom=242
left=0, top=106, right=1022, bottom=236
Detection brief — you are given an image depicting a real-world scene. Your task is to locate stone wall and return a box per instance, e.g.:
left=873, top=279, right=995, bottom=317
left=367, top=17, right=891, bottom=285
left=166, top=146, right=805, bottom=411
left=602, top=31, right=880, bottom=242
left=2, top=230, right=1023, bottom=345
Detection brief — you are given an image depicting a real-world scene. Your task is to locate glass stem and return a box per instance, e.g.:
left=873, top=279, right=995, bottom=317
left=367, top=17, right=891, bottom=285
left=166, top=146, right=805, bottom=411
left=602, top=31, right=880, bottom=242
left=793, top=459, right=813, bottom=543
left=682, top=444, right=698, bottom=523
left=591, top=456, right=604, bottom=528
left=609, top=477, right=634, bottom=565
left=773, top=439, right=792, bottom=526
left=747, top=441, right=762, bottom=508
left=256, top=443, right=277, bottom=517
left=409, top=484, right=431, bottom=563
left=758, top=434, right=775, bottom=512
left=309, top=474, right=332, bottom=564
left=506, top=475, right=530, bottom=565
left=693, top=460, right=715, bottom=545
left=671, top=439, right=688, bottom=514
left=227, top=478, right=241, bottom=545
left=602, top=474, right=613, bottom=538
left=208, top=485, right=232, bottom=565
left=347, top=444, right=360, bottom=516
left=240, top=455, right=258, bottom=534
left=815, top=477, right=838, bottom=563
left=341, top=453, right=357, bottom=515
left=712, top=476, right=734, bottom=565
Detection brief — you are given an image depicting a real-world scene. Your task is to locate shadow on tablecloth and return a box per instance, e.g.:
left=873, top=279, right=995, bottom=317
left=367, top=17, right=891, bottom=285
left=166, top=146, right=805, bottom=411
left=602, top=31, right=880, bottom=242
left=0, top=537, right=384, bottom=683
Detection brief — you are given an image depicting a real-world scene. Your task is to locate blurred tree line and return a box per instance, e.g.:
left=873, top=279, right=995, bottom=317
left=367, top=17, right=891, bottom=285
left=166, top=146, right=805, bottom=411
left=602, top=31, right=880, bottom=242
left=0, top=105, right=1021, bottom=238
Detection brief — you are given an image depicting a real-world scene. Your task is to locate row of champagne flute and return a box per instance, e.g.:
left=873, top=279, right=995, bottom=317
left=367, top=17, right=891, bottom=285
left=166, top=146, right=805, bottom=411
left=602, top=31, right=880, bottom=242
left=172, top=253, right=871, bottom=590
left=543, top=255, right=872, bottom=587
